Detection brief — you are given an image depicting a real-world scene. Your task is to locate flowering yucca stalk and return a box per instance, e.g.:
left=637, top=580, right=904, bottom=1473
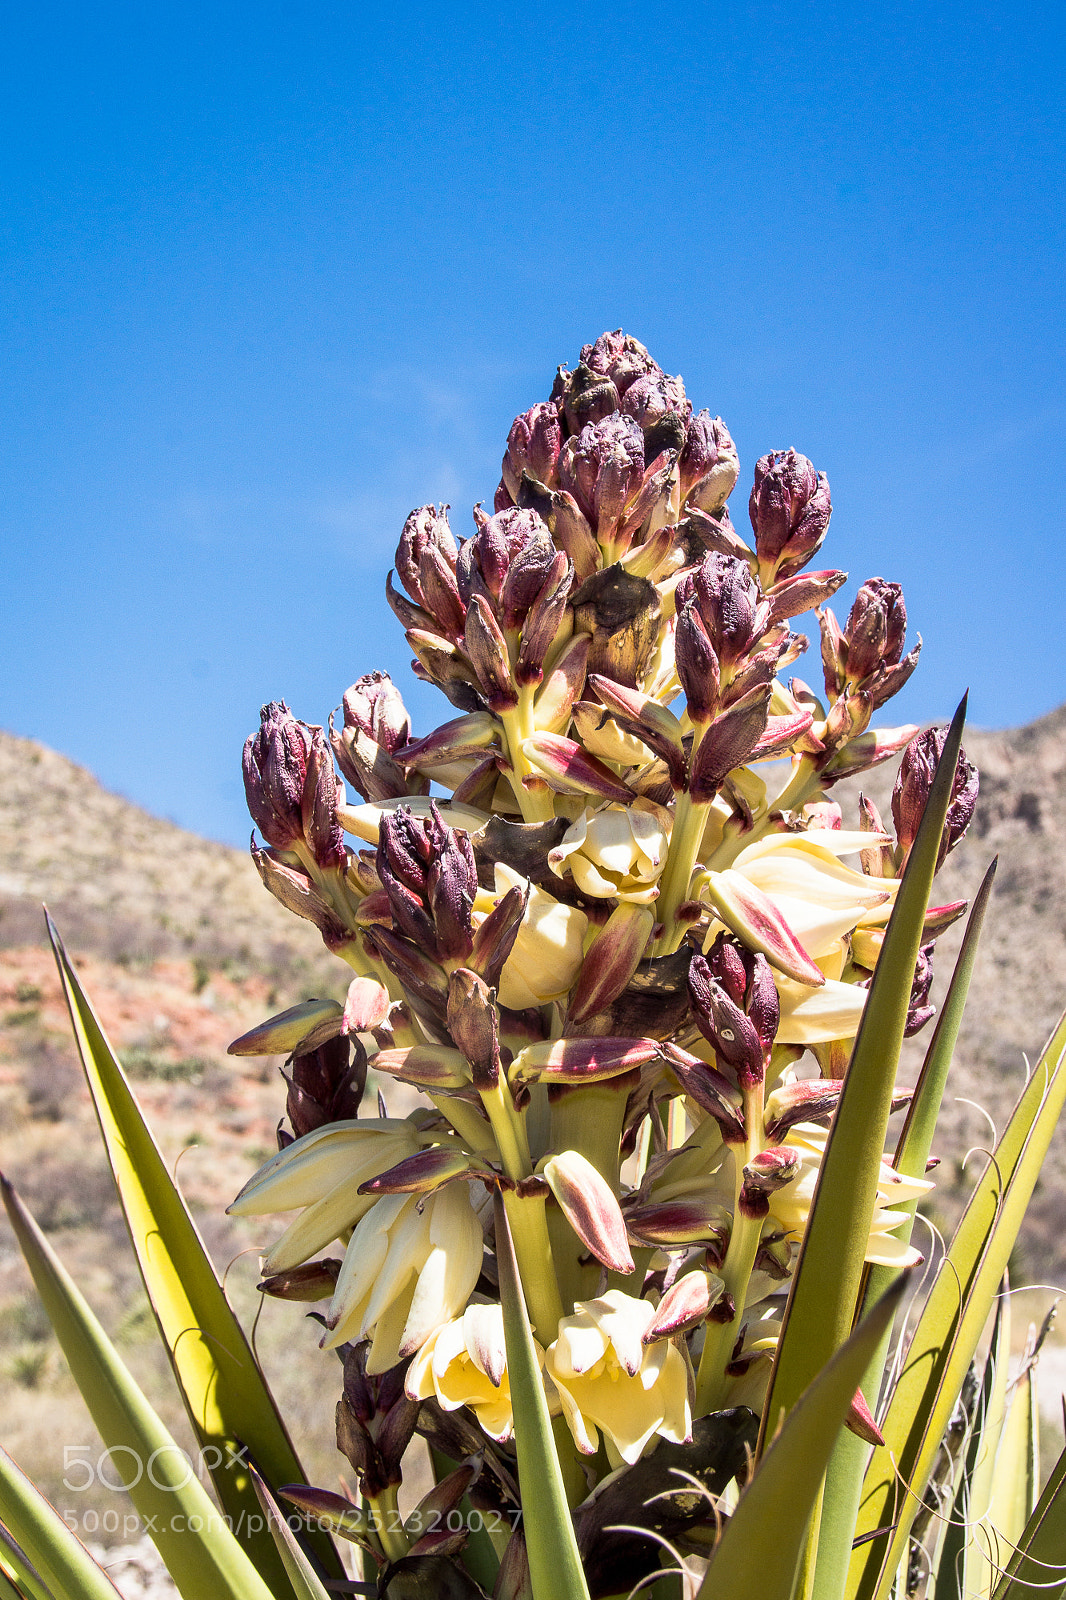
left=5, top=332, right=1065, bottom=1600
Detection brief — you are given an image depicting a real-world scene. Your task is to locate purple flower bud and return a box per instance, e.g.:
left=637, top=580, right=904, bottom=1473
left=243, top=701, right=310, bottom=850
left=749, top=450, right=832, bottom=583
left=301, top=726, right=347, bottom=870
left=689, top=935, right=779, bottom=1089
left=502, top=401, right=563, bottom=498
left=674, top=602, right=721, bottom=725
left=456, top=505, right=557, bottom=627
left=905, top=942, right=936, bottom=1036
left=558, top=413, right=645, bottom=537
left=426, top=807, right=478, bottom=961
left=464, top=595, right=519, bottom=712
left=739, top=1146, right=802, bottom=1217
left=446, top=968, right=501, bottom=1089
left=331, top=673, right=425, bottom=805
left=561, top=363, right=620, bottom=434
left=680, top=412, right=740, bottom=512
left=676, top=552, right=764, bottom=671
left=579, top=330, right=661, bottom=397
left=844, top=579, right=908, bottom=683
left=395, top=506, right=462, bottom=632
left=342, top=672, right=410, bottom=752
left=286, top=1033, right=366, bottom=1136
left=688, top=937, right=778, bottom=1088
left=621, top=371, right=691, bottom=460
left=892, top=726, right=979, bottom=871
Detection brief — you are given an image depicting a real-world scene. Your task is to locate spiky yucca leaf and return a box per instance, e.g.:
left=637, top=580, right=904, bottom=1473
left=0, top=1444, right=121, bottom=1600
left=0, top=1180, right=279, bottom=1600
left=847, top=1002, right=1066, bottom=1600
left=45, top=913, right=342, bottom=1591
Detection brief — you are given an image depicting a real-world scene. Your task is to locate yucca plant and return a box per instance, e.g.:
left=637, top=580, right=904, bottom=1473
left=3, top=330, right=1064, bottom=1600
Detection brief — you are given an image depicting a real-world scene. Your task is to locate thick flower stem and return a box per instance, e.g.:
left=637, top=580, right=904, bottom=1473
left=652, top=789, right=708, bottom=955
left=366, top=1486, right=409, bottom=1564
left=693, top=1083, right=766, bottom=1417
left=500, top=693, right=555, bottom=825
left=480, top=1081, right=565, bottom=1340
left=500, top=1189, right=565, bottom=1346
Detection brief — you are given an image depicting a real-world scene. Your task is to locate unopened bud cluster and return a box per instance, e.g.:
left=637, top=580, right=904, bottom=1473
left=232, top=332, right=978, bottom=1564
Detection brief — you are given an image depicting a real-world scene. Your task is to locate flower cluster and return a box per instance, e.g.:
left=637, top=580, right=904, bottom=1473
left=232, top=332, right=978, bottom=1584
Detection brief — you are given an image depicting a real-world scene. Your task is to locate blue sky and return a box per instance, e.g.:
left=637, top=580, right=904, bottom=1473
left=2, top=1, right=1063, bottom=846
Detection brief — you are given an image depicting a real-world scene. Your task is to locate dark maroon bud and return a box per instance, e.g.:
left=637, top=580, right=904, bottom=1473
left=425, top=806, right=478, bottom=960
left=396, top=505, right=459, bottom=608
left=376, top=808, right=436, bottom=950
left=447, top=968, right=501, bottom=1089
left=739, top=1147, right=802, bottom=1218
left=905, top=942, right=936, bottom=1036
left=516, top=550, right=573, bottom=686
left=562, top=363, right=620, bottom=434
left=674, top=602, right=721, bottom=725
left=342, top=672, right=410, bottom=752
left=621, top=372, right=692, bottom=459
left=689, top=947, right=765, bottom=1087
left=680, top=412, right=740, bottom=512
left=497, top=524, right=561, bottom=629
left=892, top=727, right=979, bottom=871
left=287, top=1033, right=366, bottom=1135
left=458, top=506, right=553, bottom=610
left=331, top=674, right=426, bottom=805
left=502, top=402, right=563, bottom=499
left=579, top=330, right=661, bottom=396
left=243, top=701, right=311, bottom=850
left=464, top=595, right=519, bottom=712
left=705, top=931, right=750, bottom=1005
left=301, top=726, right=346, bottom=871
left=692, top=552, right=764, bottom=668
left=558, top=413, right=645, bottom=535
left=688, top=685, right=772, bottom=800
left=844, top=579, right=908, bottom=683
left=749, top=450, right=832, bottom=584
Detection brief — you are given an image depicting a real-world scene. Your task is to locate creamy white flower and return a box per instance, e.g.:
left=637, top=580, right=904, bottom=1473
left=484, top=863, right=589, bottom=1009
left=548, top=804, right=669, bottom=904
left=406, top=1302, right=544, bottom=1443
left=545, top=1290, right=692, bottom=1466
left=227, top=1118, right=421, bottom=1274
left=720, top=832, right=897, bottom=961
left=323, top=1183, right=484, bottom=1372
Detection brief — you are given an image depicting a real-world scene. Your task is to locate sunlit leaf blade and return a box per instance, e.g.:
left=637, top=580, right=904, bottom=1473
left=45, top=912, right=341, bottom=1590
left=759, top=696, right=967, bottom=1454
left=847, top=1002, right=1066, bottom=1600
left=932, top=1299, right=1005, bottom=1600
left=990, top=1436, right=1066, bottom=1600
left=0, top=1520, right=52, bottom=1600
left=492, top=1191, right=589, bottom=1600
left=981, top=1358, right=1038, bottom=1596
left=0, top=1442, right=121, bottom=1599
left=964, top=1291, right=1013, bottom=1600
left=815, top=857, right=997, bottom=1600
left=0, top=1177, right=277, bottom=1600
left=249, top=1469, right=332, bottom=1600
left=697, top=1277, right=907, bottom=1600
